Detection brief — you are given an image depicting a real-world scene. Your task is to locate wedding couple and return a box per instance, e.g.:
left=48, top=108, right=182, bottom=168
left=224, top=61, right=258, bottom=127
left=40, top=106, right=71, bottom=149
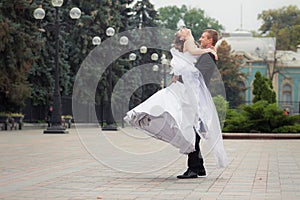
left=124, top=28, right=227, bottom=179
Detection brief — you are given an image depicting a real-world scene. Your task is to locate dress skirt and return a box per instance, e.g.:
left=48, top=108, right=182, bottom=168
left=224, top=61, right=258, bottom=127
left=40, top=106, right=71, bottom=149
left=124, top=81, right=197, bottom=154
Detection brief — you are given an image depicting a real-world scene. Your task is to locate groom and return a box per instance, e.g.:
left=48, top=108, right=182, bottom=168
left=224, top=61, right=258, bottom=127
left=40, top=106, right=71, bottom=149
left=177, top=29, right=219, bottom=179
left=196, top=29, right=219, bottom=86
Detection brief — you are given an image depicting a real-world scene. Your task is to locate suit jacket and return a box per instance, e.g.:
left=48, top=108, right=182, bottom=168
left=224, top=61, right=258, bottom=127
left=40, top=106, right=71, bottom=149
left=194, top=52, right=216, bottom=87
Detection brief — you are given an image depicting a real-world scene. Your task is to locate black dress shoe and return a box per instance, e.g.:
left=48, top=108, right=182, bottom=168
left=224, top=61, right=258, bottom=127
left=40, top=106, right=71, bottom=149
left=198, top=169, right=207, bottom=177
left=177, top=169, right=198, bottom=179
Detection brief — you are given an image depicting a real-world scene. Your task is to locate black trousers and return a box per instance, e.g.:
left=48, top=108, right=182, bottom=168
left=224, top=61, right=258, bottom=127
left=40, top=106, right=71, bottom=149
left=188, top=132, right=205, bottom=173
left=176, top=75, right=205, bottom=173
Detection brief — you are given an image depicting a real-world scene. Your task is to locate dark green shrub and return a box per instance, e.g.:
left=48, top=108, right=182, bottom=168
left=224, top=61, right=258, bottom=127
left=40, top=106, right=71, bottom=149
left=213, top=95, right=229, bottom=128
left=223, top=100, right=299, bottom=133
left=222, top=109, right=253, bottom=132
left=272, top=124, right=300, bottom=133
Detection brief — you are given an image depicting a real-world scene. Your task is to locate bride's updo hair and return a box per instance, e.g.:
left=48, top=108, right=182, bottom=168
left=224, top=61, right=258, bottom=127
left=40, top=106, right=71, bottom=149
left=173, top=32, right=184, bottom=52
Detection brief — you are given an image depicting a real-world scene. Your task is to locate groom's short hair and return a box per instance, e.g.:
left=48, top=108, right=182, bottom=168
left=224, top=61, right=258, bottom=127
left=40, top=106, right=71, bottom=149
left=204, top=29, right=219, bottom=46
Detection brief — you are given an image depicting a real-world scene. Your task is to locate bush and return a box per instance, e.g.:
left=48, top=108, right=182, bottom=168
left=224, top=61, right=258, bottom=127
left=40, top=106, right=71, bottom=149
left=223, top=100, right=300, bottom=133
left=213, top=95, right=228, bottom=128
left=272, top=124, right=300, bottom=133
left=222, top=109, right=253, bottom=132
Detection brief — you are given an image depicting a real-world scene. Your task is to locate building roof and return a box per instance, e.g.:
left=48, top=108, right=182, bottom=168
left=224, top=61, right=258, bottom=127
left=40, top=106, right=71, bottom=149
left=217, top=30, right=276, bottom=61
left=216, top=30, right=299, bottom=67
left=276, top=50, right=300, bottom=67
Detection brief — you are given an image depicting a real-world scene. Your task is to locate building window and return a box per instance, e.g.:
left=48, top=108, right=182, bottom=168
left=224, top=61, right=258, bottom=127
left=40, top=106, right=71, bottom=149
left=239, top=81, right=246, bottom=103
left=282, top=84, right=292, bottom=104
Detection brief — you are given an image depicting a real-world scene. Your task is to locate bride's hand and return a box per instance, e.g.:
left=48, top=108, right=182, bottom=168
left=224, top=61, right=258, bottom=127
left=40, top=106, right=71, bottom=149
left=211, top=46, right=217, bottom=52
left=208, top=48, right=218, bottom=60
left=212, top=51, right=218, bottom=60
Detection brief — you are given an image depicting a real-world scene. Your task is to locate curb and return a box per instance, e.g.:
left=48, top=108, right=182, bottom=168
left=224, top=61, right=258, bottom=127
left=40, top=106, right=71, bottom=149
left=11, top=124, right=300, bottom=140
left=223, top=133, right=300, bottom=139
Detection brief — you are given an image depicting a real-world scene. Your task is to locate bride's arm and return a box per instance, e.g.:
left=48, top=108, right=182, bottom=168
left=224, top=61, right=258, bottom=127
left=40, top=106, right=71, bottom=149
left=184, top=38, right=218, bottom=59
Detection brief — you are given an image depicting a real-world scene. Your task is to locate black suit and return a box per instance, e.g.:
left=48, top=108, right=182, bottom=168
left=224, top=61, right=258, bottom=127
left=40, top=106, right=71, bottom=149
left=188, top=52, right=217, bottom=174
left=194, top=52, right=217, bottom=87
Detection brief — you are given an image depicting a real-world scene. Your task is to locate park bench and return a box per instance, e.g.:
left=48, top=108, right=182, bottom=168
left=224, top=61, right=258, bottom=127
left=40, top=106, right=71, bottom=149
left=0, top=115, right=9, bottom=130
left=10, top=116, right=24, bottom=130
left=62, top=117, right=72, bottom=129
left=0, top=115, right=23, bottom=131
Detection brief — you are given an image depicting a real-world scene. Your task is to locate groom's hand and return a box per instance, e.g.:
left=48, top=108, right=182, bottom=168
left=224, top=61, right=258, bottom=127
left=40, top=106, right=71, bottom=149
left=172, top=75, right=180, bottom=83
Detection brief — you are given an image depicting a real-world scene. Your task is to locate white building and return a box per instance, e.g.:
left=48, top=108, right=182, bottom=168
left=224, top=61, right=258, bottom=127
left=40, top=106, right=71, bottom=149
left=217, top=30, right=300, bottom=114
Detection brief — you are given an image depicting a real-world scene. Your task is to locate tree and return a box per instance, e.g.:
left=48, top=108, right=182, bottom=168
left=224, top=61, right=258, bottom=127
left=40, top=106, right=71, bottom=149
left=27, top=46, right=54, bottom=106
left=252, top=71, right=276, bottom=104
left=157, top=5, right=224, bottom=38
left=130, top=0, right=159, bottom=29
left=183, top=7, right=223, bottom=39
left=125, top=0, right=161, bottom=105
left=258, top=5, right=300, bottom=51
left=27, top=0, right=135, bottom=106
left=0, top=0, right=41, bottom=112
left=157, top=5, right=186, bottom=30
left=217, top=40, right=247, bottom=108
left=28, top=1, right=75, bottom=106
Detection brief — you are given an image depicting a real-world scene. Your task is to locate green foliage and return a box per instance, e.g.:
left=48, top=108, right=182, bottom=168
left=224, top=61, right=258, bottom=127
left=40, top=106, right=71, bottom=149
left=157, top=5, right=224, bottom=38
left=0, top=0, right=42, bottom=112
left=258, top=5, right=300, bottom=51
left=183, top=8, right=223, bottom=39
left=131, top=0, right=159, bottom=28
left=223, top=100, right=299, bottom=133
left=272, top=124, right=300, bottom=133
left=212, top=95, right=229, bottom=128
left=27, top=0, right=135, bottom=106
left=28, top=46, right=54, bottom=105
left=71, top=0, right=161, bottom=107
left=222, top=108, right=252, bottom=132
left=70, top=0, right=136, bottom=104
left=252, top=71, right=276, bottom=104
left=0, top=112, right=24, bottom=117
left=157, top=6, right=183, bottom=30
left=217, top=40, right=247, bottom=108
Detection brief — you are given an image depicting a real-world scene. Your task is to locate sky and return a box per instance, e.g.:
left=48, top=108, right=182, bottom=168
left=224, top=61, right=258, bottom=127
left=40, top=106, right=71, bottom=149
left=149, top=0, right=300, bottom=32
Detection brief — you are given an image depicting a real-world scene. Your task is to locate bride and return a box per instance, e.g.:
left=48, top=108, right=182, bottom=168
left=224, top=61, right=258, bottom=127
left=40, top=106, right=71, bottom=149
left=124, top=28, right=227, bottom=168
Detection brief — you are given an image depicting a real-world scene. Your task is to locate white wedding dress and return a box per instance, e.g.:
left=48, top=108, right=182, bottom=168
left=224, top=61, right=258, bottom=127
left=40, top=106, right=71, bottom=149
left=124, top=48, right=227, bottom=168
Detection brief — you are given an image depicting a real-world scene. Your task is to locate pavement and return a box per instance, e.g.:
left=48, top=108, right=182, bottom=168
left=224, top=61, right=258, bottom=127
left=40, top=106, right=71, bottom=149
left=1, top=125, right=300, bottom=200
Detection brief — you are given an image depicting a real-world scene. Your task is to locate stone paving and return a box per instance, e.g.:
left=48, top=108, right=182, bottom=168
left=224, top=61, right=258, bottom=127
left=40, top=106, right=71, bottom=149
left=1, top=126, right=300, bottom=200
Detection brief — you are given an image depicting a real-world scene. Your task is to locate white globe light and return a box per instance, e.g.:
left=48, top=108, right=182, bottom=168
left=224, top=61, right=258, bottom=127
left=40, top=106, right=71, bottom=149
left=51, top=0, right=64, bottom=7
left=161, top=58, right=168, bottom=65
left=151, top=53, right=159, bottom=61
left=129, top=53, right=137, bottom=61
left=33, top=8, right=45, bottom=20
left=92, top=36, right=101, bottom=46
left=152, top=65, right=159, bottom=71
left=69, top=7, right=81, bottom=19
left=119, top=36, right=128, bottom=46
left=106, top=27, right=115, bottom=37
left=140, top=46, right=147, bottom=54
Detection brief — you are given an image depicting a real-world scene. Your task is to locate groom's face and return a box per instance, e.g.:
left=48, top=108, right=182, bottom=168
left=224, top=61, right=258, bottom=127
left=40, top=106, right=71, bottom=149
left=199, top=32, right=212, bottom=48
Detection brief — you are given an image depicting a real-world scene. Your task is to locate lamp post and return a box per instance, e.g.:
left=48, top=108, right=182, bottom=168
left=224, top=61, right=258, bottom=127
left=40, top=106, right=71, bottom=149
left=34, top=0, right=81, bottom=133
left=150, top=53, right=168, bottom=88
left=101, top=29, right=129, bottom=130
left=139, top=46, right=147, bottom=101
left=126, top=50, right=165, bottom=108
left=161, top=54, right=168, bottom=88
left=101, top=27, right=115, bottom=130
